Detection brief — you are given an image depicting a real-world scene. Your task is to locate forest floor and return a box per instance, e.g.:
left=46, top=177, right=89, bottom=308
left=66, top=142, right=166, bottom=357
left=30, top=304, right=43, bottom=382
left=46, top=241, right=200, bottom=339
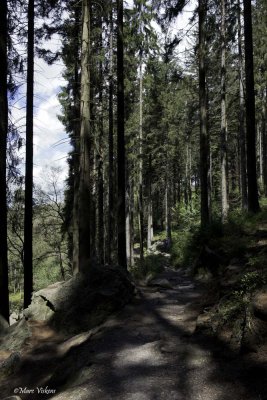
left=1, top=261, right=267, bottom=400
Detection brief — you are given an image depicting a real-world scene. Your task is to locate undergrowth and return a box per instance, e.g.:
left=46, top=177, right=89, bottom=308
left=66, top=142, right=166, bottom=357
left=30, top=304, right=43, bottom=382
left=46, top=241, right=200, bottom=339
left=170, top=205, right=267, bottom=271
left=130, top=252, right=165, bottom=280
left=9, top=292, right=23, bottom=313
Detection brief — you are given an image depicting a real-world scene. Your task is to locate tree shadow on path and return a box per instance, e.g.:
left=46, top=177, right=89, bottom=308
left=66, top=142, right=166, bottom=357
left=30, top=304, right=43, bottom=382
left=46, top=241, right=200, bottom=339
left=1, top=269, right=267, bottom=400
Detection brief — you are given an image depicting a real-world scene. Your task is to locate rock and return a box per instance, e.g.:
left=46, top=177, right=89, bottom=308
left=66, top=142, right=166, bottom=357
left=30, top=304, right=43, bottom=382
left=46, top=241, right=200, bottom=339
left=252, top=290, right=267, bottom=321
left=24, top=264, right=135, bottom=335
left=0, top=318, right=31, bottom=353
left=23, top=283, right=59, bottom=321
left=148, top=278, right=173, bottom=289
left=144, top=273, right=154, bottom=285
left=0, top=316, right=9, bottom=336
left=196, top=313, right=213, bottom=331
left=2, top=397, right=22, bottom=400
left=9, top=313, right=19, bottom=326
left=57, top=330, right=97, bottom=357
left=147, top=240, right=169, bottom=253
left=0, top=352, right=21, bottom=377
left=225, top=264, right=241, bottom=273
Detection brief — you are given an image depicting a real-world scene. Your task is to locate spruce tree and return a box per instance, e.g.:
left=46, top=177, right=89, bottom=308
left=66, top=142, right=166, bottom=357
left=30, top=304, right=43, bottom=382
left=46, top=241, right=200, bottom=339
left=24, top=0, right=35, bottom=308
left=0, top=0, right=10, bottom=322
left=243, top=0, right=260, bottom=213
left=117, top=0, right=127, bottom=268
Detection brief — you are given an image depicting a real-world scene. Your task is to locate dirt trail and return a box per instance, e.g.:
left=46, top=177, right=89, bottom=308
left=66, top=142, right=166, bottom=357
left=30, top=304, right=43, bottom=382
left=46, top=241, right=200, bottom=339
left=1, top=267, right=266, bottom=400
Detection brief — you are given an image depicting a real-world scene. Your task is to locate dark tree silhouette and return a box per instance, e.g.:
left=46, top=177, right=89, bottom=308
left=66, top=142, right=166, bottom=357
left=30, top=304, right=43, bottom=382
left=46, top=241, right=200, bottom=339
left=117, top=0, right=127, bottom=268
left=0, top=0, right=10, bottom=322
left=243, top=0, right=260, bottom=213
left=24, top=0, right=35, bottom=308
left=199, top=0, right=210, bottom=226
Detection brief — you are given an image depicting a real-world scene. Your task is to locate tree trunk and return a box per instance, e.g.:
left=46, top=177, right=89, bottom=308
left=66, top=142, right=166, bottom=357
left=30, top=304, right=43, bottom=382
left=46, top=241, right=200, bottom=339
left=24, top=0, right=34, bottom=308
left=107, top=9, right=114, bottom=265
left=130, top=179, right=135, bottom=266
left=98, top=99, right=104, bottom=264
left=221, top=0, right=229, bottom=222
left=199, top=0, right=210, bottom=227
left=138, top=60, right=144, bottom=263
left=243, top=0, right=260, bottom=212
left=238, top=0, right=248, bottom=210
left=258, top=123, right=263, bottom=187
left=185, top=138, right=192, bottom=210
left=78, top=0, right=91, bottom=272
left=262, top=89, right=267, bottom=196
left=72, top=4, right=81, bottom=274
left=126, top=169, right=134, bottom=267
left=0, top=0, right=9, bottom=322
left=98, top=24, right=104, bottom=265
left=165, top=183, right=171, bottom=245
left=147, top=155, right=153, bottom=249
left=117, top=0, right=127, bottom=268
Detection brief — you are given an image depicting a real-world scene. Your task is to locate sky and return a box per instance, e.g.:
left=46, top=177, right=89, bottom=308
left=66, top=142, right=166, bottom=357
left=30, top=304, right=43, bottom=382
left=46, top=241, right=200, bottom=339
left=10, top=34, right=69, bottom=188
left=10, top=2, right=196, bottom=189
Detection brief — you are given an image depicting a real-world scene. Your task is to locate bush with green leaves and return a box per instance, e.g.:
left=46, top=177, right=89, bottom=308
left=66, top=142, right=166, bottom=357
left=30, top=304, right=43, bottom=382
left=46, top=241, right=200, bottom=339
left=131, top=253, right=165, bottom=280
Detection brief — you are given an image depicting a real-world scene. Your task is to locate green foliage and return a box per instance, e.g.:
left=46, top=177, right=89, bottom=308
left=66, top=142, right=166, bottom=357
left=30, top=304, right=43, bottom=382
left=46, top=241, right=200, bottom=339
left=9, top=292, right=23, bottom=313
left=173, top=201, right=200, bottom=231
left=247, top=252, right=267, bottom=272
left=130, top=253, right=165, bottom=280
left=216, top=297, right=244, bottom=326
left=234, top=272, right=267, bottom=299
left=213, top=271, right=267, bottom=332
left=34, top=261, right=63, bottom=291
left=170, top=204, right=267, bottom=274
left=170, top=230, right=195, bottom=268
left=227, top=207, right=267, bottom=234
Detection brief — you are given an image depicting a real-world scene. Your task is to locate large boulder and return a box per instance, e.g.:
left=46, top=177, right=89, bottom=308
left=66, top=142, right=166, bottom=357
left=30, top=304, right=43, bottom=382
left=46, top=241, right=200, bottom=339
left=0, top=319, right=30, bottom=353
left=0, top=352, right=21, bottom=378
left=252, top=289, right=267, bottom=321
left=24, top=264, right=135, bottom=335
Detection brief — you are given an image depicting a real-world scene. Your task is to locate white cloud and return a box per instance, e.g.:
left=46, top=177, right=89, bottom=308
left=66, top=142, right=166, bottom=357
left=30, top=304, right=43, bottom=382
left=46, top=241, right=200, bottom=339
left=33, top=92, right=70, bottom=185
left=10, top=40, right=70, bottom=186
left=33, top=57, right=70, bottom=184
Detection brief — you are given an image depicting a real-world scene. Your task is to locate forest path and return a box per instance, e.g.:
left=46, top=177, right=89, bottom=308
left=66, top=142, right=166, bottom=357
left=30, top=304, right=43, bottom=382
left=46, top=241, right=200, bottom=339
left=44, top=267, right=264, bottom=400
left=1, top=266, right=266, bottom=400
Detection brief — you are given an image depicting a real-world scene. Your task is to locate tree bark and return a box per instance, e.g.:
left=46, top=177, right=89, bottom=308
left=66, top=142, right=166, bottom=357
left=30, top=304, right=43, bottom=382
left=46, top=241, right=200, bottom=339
left=0, top=0, right=9, bottom=322
left=78, top=0, right=91, bottom=272
left=262, top=89, right=267, bottom=196
left=238, top=0, right=248, bottom=210
left=147, top=155, right=153, bottom=249
left=165, top=182, right=171, bottom=245
left=138, top=60, right=144, bottom=263
left=117, top=0, right=127, bottom=268
left=126, top=169, right=134, bottom=267
left=72, top=3, right=81, bottom=274
left=199, top=0, right=210, bottom=226
left=107, top=9, right=114, bottom=265
left=258, top=123, right=263, bottom=187
left=243, top=0, right=260, bottom=212
left=221, top=0, right=229, bottom=223
left=98, top=34, right=104, bottom=265
left=24, top=0, right=34, bottom=308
